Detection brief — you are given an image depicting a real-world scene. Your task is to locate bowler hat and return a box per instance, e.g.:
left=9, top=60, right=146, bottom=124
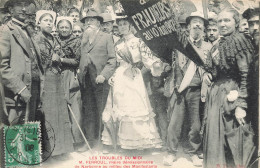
left=178, top=14, right=189, bottom=24
left=80, top=8, right=103, bottom=23
left=243, top=7, right=260, bottom=21
left=100, top=13, right=114, bottom=23
left=186, top=11, right=208, bottom=25
left=242, top=1, right=259, bottom=20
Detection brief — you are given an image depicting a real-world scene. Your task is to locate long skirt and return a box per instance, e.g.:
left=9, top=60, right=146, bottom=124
left=63, top=70, right=83, bottom=144
left=102, top=65, right=162, bottom=149
left=41, top=70, right=74, bottom=156
left=203, top=78, right=254, bottom=168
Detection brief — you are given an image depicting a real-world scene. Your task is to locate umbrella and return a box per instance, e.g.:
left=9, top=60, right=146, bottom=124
left=103, top=88, right=119, bottom=151
left=103, top=119, right=118, bottom=151
left=226, top=122, right=255, bottom=167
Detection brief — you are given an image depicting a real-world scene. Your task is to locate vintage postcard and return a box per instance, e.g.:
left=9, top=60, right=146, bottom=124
left=0, top=0, right=259, bottom=168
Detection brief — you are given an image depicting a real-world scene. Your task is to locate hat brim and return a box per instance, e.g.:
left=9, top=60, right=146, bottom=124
left=0, top=7, right=8, bottom=13
left=186, top=16, right=209, bottom=26
left=115, top=15, right=128, bottom=23
left=5, top=0, right=36, bottom=8
left=103, top=19, right=114, bottom=23
left=80, top=16, right=103, bottom=23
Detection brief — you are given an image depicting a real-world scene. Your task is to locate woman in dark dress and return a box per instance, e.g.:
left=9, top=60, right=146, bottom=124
left=55, top=17, right=83, bottom=151
left=203, top=8, right=255, bottom=168
left=35, top=10, right=74, bottom=159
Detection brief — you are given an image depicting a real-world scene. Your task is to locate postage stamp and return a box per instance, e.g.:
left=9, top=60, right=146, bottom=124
left=4, top=122, right=42, bottom=167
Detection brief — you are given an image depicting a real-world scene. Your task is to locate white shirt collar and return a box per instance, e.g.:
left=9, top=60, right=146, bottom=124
left=190, top=36, right=201, bottom=44
left=212, top=37, right=221, bottom=46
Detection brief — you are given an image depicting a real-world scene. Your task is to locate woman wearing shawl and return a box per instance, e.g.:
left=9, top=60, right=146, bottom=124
left=203, top=8, right=255, bottom=167
left=101, top=15, right=165, bottom=151
left=55, top=17, right=84, bottom=151
left=35, top=10, right=74, bottom=158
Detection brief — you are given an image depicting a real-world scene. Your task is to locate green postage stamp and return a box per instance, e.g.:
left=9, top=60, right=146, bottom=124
left=4, top=122, right=42, bottom=167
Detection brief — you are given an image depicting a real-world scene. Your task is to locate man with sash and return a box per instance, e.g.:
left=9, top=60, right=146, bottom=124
left=163, top=11, right=212, bottom=166
left=78, top=8, right=116, bottom=151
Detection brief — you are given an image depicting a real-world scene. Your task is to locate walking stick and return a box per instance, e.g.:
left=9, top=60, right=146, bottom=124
left=68, top=104, right=93, bottom=153
left=24, top=101, right=31, bottom=123
left=97, top=85, right=105, bottom=151
left=16, top=86, right=31, bottom=123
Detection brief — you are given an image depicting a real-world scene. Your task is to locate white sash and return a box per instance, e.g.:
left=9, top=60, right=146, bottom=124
left=178, top=60, right=197, bottom=93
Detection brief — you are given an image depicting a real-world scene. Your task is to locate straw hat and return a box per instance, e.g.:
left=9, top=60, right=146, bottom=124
left=186, top=11, right=208, bottom=25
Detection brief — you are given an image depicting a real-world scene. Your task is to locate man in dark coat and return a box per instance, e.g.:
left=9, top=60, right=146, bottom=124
left=78, top=8, right=116, bottom=151
left=0, top=0, right=41, bottom=166
left=0, top=0, right=41, bottom=125
left=243, top=4, right=259, bottom=150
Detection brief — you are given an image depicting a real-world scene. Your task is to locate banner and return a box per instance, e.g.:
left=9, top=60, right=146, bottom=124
left=119, top=0, right=204, bottom=66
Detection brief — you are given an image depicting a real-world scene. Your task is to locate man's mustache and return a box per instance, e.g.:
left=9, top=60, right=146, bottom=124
left=86, top=25, right=96, bottom=29
left=193, top=26, right=202, bottom=30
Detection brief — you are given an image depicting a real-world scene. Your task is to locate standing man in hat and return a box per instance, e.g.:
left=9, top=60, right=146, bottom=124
left=0, top=0, right=42, bottom=125
left=0, top=5, right=10, bottom=26
left=163, top=11, right=212, bottom=167
left=78, top=8, right=116, bottom=151
left=100, top=13, right=119, bottom=43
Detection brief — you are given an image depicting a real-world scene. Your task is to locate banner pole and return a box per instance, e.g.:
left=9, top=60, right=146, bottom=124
left=202, top=0, right=208, bottom=20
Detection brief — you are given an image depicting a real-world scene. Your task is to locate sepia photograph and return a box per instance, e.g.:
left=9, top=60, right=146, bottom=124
left=0, top=0, right=259, bottom=167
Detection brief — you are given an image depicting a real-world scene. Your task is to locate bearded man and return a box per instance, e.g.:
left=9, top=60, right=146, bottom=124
left=163, top=11, right=212, bottom=167
left=78, top=8, right=116, bottom=151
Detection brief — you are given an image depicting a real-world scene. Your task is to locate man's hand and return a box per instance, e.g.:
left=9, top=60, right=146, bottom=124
left=108, top=77, right=114, bottom=86
left=96, top=75, right=106, bottom=84
left=164, top=65, right=172, bottom=73
left=14, top=89, right=31, bottom=103
left=203, top=72, right=212, bottom=85
left=151, top=61, right=164, bottom=77
left=52, top=53, right=61, bottom=63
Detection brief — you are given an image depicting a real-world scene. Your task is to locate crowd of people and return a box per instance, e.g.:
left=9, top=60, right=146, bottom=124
left=0, top=0, right=259, bottom=168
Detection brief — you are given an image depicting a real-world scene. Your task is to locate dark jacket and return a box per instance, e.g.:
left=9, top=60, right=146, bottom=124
left=0, top=21, right=42, bottom=106
left=79, top=30, right=116, bottom=83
